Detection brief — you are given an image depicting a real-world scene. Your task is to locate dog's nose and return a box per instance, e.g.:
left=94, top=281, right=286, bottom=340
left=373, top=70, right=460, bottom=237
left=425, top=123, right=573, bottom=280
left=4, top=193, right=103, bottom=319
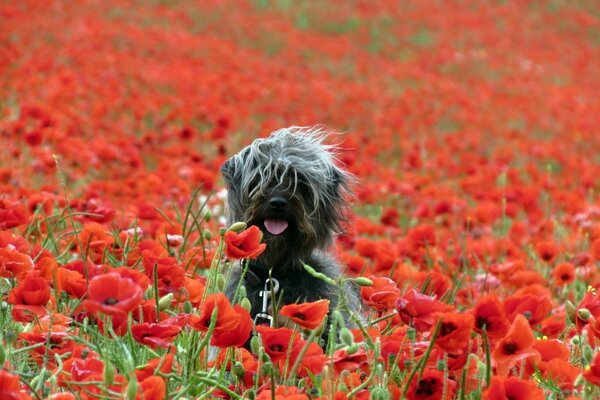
left=269, top=196, right=287, bottom=210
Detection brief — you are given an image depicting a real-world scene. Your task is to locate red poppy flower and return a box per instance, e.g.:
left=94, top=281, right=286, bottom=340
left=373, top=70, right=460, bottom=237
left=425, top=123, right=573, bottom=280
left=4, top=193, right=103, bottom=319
left=211, top=304, right=253, bottom=348
left=289, top=339, right=326, bottom=377
left=551, top=262, right=576, bottom=286
left=583, top=351, right=600, bottom=386
left=433, top=312, right=474, bottom=354
left=541, top=358, right=580, bottom=391
left=224, top=225, right=266, bottom=259
left=573, top=291, right=600, bottom=332
left=503, top=293, right=552, bottom=325
left=55, top=267, right=87, bottom=299
left=189, top=293, right=252, bottom=348
left=492, top=314, right=540, bottom=376
left=0, top=370, right=31, bottom=400
left=533, top=240, right=559, bottom=263
left=0, top=198, right=28, bottom=230
left=0, top=244, right=34, bottom=279
left=472, top=295, right=510, bottom=341
left=331, top=347, right=368, bottom=374
left=81, top=273, right=144, bottom=317
left=131, top=319, right=183, bottom=349
left=135, top=351, right=175, bottom=382
left=397, top=288, right=454, bottom=331
left=79, top=222, right=115, bottom=253
left=7, top=272, right=51, bottom=306
left=406, top=368, right=456, bottom=400
left=280, top=299, right=329, bottom=330
left=256, top=326, right=300, bottom=362
left=136, top=376, right=166, bottom=400
left=482, top=376, right=544, bottom=400
left=256, top=385, right=308, bottom=400
left=361, top=275, right=401, bottom=311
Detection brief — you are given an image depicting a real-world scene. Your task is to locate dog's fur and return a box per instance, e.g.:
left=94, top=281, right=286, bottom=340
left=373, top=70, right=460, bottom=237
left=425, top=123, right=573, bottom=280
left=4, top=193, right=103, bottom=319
left=221, top=127, right=361, bottom=338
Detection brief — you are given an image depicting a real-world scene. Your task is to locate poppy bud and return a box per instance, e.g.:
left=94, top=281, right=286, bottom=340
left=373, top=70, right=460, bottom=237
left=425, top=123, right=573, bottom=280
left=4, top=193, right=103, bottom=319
left=583, top=344, right=594, bottom=363
left=216, top=273, right=226, bottom=291
left=238, top=286, right=247, bottom=299
left=346, top=343, right=359, bottom=355
left=203, top=210, right=212, bottom=222
left=436, top=359, right=446, bottom=371
left=229, top=221, right=247, bottom=232
left=233, top=361, right=245, bottom=379
left=370, top=387, right=389, bottom=400
left=407, top=327, right=416, bottom=341
left=577, top=308, right=592, bottom=321
left=251, top=335, right=261, bottom=354
left=183, top=300, right=193, bottom=314
left=219, top=227, right=227, bottom=236
left=261, top=362, right=272, bottom=375
left=303, top=264, right=336, bottom=285
left=353, top=277, right=374, bottom=286
left=340, top=327, right=354, bottom=346
left=241, top=298, right=252, bottom=312
left=203, top=229, right=212, bottom=240
left=333, top=310, right=345, bottom=326
left=158, top=293, right=174, bottom=311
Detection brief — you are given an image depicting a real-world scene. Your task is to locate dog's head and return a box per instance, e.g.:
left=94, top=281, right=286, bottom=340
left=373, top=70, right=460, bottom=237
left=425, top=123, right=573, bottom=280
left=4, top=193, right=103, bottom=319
left=221, top=127, right=353, bottom=267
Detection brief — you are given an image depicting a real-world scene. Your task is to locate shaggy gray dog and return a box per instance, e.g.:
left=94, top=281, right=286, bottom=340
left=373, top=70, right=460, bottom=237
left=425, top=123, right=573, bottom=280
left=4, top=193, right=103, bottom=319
left=221, top=126, right=361, bottom=341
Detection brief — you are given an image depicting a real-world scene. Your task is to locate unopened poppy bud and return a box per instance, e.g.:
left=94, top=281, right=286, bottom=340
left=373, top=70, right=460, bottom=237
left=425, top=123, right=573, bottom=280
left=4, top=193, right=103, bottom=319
left=250, top=335, right=261, bottom=354
left=583, top=345, right=594, bottom=363
left=203, top=229, right=212, bottom=240
left=340, top=327, right=354, bottom=346
left=216, top=274, right=226, bottom=291
left=233, top=361, right=245, bottom=379
left=104, top=360, right=115, bottom=386
left=219, top=227, right=227, bottom=236
left=244, top=389, right=256, bottom=400
left=183, top=300, right=193, bottom=314
left=345, top=343, right=359, bottom=355
left=407, top=327, right=416, bottom=341
left=353, top=277, right=374, bottom=287
left=370, top=387, right=389, bottom=400
left=125, top=378, right=138, bottom=400
left=571, top=335, right=581, bottom=345
left=565, top=300, right=576, bottom=323
left=574, top=373, right=586, bottom=388
left=577, top=308, right=592, bottom=321
left=158, top=293, right=174, bottom=311
left=261, top=362, right=272, bottom=375
left=333, top=310, right=345, bottom=326
left=203, top=210, right=212, bottom=221
left=229, top=222, right=248, bottom=232
left=436, top=358, right=446, bottom=371
left=238, top=286, right=247, bottom=299
left=240, top=298, right=252, bottom=312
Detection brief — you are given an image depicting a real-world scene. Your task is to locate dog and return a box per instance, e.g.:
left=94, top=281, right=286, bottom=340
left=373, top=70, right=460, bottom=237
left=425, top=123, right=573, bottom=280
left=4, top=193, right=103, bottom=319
left=220, top=126, right=361, bottom=343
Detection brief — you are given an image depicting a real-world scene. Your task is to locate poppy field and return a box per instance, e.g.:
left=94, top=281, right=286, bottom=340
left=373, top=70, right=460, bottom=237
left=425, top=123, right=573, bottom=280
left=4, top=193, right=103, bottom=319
left=2, top=0, right=600, bottom=399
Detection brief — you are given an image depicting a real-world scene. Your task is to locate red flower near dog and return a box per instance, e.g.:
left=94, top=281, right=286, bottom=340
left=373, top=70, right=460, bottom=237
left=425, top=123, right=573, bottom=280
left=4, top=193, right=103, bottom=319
left=361, top=275, right=401, bottom=311
left=256, top=326, right=300, bottom=362
left=131, top=319, right=183, bottom=349
left=397, top=288, right=454, bottom=331
left=81, top=273, right=143, bottom=317
left=280, top=299, right=329, bottom=330
left=224, top=225, right=266, bottom=260
left=189, top=293, right=252, bottom=348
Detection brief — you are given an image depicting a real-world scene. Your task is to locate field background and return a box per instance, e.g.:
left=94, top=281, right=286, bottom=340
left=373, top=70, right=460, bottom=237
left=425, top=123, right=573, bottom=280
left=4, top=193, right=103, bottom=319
left=2, top=0, right=600, bottom=399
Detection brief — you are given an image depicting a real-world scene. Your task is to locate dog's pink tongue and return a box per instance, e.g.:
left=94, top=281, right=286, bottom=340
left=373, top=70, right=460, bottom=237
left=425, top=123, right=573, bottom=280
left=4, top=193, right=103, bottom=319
left=264, top=219, right=288, bottom=235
